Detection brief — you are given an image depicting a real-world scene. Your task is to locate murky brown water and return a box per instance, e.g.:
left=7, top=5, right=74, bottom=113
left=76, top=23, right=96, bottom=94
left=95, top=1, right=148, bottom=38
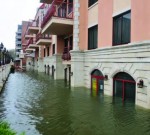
left=0, top=71, right=150, bottom=135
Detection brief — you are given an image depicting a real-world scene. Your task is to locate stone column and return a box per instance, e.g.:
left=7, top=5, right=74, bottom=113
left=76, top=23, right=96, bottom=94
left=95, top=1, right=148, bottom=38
left=73, top=0, right=80, bottom=51
left=71, top=0, right=84, bottom=87
left=38, top=58, right=44, bottom=72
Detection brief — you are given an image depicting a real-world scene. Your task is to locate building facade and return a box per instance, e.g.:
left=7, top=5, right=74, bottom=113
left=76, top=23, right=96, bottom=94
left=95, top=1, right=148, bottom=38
left=15, top=25, right=22, bottom=66
left=23, top=0, right=150, bottom=109
left=70, top=0, right=150, bottom=109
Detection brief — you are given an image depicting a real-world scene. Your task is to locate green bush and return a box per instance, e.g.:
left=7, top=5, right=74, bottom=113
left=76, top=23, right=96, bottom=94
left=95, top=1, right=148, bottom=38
left=0, top=122, right=25, bottom=135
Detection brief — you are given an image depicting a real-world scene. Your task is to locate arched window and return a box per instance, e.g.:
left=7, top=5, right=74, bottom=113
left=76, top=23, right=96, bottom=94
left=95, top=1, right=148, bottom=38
left=113, top=72, right=135, bottom=102
left=91, top=69, right=104, bottom=95
left=91, top=69, right=103, bottom=76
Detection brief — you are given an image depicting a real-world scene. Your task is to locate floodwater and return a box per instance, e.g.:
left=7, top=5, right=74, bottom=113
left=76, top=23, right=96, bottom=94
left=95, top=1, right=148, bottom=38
left=0, top=71, right=150, bottom=135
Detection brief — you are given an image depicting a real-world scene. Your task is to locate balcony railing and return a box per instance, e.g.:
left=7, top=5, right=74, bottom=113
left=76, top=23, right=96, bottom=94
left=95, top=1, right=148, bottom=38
left=62, top=46, right=72, bottom=61
left=27, top=38, right=33, bottom=46
left=30, top=20, right=39, bottom=27
left=24, top=20, right=38, bottom=36
left=41, top=0, right=73, bottom=28
left=36, top=33, right=52, bottom=42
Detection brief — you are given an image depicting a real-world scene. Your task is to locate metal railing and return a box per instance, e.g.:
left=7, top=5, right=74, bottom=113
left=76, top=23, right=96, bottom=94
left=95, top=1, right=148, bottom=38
left=36, top=33, right=52, bottom=42
left=41, top=0, right=73, bottom=28
left=27, top=38, right=33, bottom=46
left=62, top=46, right=72, bottom=61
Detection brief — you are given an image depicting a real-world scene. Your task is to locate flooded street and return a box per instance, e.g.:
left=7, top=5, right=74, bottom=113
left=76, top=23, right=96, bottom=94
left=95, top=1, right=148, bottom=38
left=0, top=72, right=150, bottom=135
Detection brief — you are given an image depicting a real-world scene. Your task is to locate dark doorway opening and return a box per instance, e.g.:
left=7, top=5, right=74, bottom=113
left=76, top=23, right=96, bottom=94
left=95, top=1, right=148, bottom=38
left=52, top=65, right=54, bottom=78
left=47, top=65, right=50, bottom=75
left=64, top=68, right=67, bottom=81
left=113, top=72, right=136, bottom=102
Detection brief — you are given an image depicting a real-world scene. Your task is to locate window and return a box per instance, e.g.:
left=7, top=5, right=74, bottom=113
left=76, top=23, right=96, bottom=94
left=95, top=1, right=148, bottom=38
left=44, top=48, right=45, bottom=57
left=113, top=72, right=135, bottom=101
left=68, top=0, right=73, bottom=14
left=53, top=44, right=55, bottom=55
left=113, top=11, right=131, bottom=46
left=88, top=0, right=98, bottom=7
left=47, top=47, right=49, bottom=56
left=88, top=25, right=98, bottom=50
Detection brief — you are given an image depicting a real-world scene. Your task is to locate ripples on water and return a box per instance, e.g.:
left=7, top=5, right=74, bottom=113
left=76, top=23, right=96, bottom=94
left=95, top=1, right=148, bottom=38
left=0, top=72, right=150, bottom=135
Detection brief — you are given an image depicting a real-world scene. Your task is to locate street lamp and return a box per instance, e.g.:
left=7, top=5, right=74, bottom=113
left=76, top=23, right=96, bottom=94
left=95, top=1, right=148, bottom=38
left=5, top=50, right=11, bottom=64
left=5, top=50, right=8, bottom=64
left=2, top=47, right=6, bottom=65
left=0, top=43, right=4, bottom=66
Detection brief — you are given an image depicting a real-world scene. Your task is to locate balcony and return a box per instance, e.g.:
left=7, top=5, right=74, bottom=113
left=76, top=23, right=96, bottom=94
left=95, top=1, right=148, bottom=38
left=25, top=34, right=34, bottom=39
left=28, top=20, right=40, bottom=34
left=27, top=38, right=33, bottom=46
left=36, top=33, right=52, bottom=46
left=28, top=44, right=39, bottom=49
left=25, top=48, right=35, bottom=53
left=40, top=0, right=53, bottom=3
left=26, top=38, right=39, bottom=49
left=16, top=30, right=22, bottom=34
left=41, top=1, right=73, bottom=35
left=16, top=35, right=21, bottom=39
left=15, top=46, right=22, bottom=50
left=16, top=52, right=20, bottom=55
left=25, top=51, right=35, bottom=58
left=62, top=46, right=72, bottom=61
left=18, top=50, right=24, bottom=59
left=16, top=41, right=21, bottom=45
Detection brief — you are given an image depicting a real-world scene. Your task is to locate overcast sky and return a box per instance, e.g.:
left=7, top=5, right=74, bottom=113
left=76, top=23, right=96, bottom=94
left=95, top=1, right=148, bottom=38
left=0, top=0, right=41, bottom=50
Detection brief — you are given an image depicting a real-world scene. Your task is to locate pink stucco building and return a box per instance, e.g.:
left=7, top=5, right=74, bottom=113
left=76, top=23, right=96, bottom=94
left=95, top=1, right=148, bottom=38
left=24, top=0, right=150, bottom=109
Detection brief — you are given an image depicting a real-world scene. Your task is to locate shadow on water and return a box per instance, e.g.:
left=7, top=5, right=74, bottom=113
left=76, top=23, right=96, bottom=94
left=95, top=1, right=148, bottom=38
left=0, top=71, right=150, bottom=135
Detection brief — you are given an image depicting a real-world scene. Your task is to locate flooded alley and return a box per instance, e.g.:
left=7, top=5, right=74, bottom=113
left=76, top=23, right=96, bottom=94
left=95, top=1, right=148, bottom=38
left=0, top=72, right=150, bottom=135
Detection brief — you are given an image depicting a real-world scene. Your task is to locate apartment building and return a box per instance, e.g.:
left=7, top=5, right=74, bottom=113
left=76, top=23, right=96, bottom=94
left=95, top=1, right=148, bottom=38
left=25, top=1, right=73, bottom=81
left=15, top=25, right=22, bottom=66
left=26, top=0, right=150, bottom=109
left=70, top=0, right=150, bottom=109
left=24, top=4, right=47, bottom=71
left=17, top=21, right=32, bottom=69
left=40, top=0, right=73, bottom=80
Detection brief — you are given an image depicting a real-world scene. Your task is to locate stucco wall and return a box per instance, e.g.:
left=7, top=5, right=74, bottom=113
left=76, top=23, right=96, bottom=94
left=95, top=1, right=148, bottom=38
left=98, top=0, right=113, bottom=48
left=113, top=0, right=131, bottom=15
left=78, top=0, right=88, bottom=50
left=131, top=0, right=150, bottom=42
left=88, top=3, right=98, bottom=28
left=57, top=36, right=64, bottom=54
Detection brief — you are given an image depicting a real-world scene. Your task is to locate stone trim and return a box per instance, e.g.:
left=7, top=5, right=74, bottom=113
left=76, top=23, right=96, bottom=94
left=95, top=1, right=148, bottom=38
left=73, top=0, right=80, bottom=50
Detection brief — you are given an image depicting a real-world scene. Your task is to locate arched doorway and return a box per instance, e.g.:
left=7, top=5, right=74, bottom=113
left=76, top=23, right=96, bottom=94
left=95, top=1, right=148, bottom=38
left=91, top=69, right=104, bottom=95
left=47, top=65, right=50, bottom=75
left=52, top=65, right=54, bottom=78
left=64, top=68, right=67, bottom=81
left=113, top=72, right=136, bottom=102
left=69, top=66, right=71, bottom=84
left=44, top=65, right=46, bottom=74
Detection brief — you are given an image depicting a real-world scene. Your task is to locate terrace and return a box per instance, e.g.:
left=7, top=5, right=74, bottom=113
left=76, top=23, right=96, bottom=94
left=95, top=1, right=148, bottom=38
left=36, top=33, right=52, bottom=46
left=41, top=0, right=73, bottom=35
